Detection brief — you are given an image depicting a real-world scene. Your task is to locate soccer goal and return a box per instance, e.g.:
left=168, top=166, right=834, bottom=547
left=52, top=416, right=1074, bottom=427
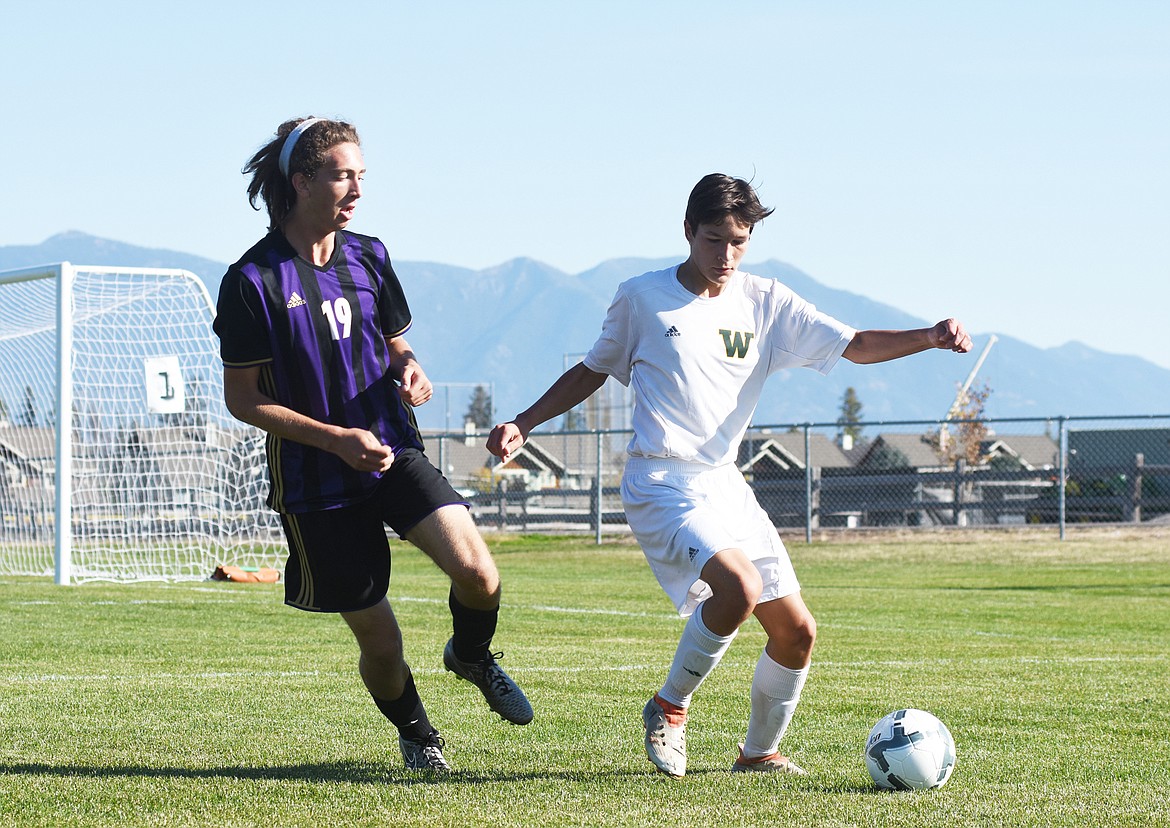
left=0, top=263, right=284, bottom=583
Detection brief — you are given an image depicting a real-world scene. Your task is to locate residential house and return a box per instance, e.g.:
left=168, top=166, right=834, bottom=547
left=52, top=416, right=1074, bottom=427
left=0, top=425, right=55, bottom=537
left=1065, top=427, right=1170, bottom=521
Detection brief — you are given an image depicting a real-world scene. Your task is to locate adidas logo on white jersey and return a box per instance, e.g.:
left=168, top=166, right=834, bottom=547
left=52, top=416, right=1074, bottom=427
left=665, top=325, right=681, bottom=338
left=286, top=292, right=306, bottom=309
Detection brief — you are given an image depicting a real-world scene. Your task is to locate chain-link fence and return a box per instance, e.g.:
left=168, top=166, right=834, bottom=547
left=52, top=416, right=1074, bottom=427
left=428, top=414, right=1170, bottom=541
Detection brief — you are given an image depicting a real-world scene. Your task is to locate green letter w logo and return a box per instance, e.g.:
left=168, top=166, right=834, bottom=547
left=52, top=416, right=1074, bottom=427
left=719, top=329, right=755, bottom=358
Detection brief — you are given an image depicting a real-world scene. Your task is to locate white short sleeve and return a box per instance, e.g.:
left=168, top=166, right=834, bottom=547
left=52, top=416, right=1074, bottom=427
left=583, top=281, right=635, bottom=386
left=765, top=283, right=856, bottom=375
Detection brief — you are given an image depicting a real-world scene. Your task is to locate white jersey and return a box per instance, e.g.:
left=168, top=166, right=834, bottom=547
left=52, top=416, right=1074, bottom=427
left=584, top=265, right=855, bottom=466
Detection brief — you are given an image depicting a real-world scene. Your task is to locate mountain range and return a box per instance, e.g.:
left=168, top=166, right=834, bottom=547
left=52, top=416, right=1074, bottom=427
left=3, top=231, right=1168, bottom=431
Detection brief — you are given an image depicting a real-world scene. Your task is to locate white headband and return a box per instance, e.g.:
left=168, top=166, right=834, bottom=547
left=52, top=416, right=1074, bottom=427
left=278, top=118, right=324, bottom=178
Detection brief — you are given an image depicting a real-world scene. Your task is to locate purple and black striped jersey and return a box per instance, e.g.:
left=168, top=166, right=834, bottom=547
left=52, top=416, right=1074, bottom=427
left=214, top=229, right=425, bottom=513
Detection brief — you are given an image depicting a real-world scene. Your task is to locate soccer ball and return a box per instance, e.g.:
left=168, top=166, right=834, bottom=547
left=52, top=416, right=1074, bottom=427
left=865, top=708, right=956, bottom=791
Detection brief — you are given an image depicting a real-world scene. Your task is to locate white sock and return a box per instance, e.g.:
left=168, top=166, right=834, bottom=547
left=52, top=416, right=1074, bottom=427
left=659, top=604, right=736, bottom=709
left=742, top=650, right=809, bottom=758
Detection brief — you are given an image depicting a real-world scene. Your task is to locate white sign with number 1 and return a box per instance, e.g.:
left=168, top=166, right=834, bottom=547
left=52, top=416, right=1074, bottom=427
left=144, top=355, right=186, bottom=414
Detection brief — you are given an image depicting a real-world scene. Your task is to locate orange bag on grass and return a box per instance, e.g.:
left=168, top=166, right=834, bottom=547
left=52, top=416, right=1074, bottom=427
left=211, top=565, right=281, bottom=583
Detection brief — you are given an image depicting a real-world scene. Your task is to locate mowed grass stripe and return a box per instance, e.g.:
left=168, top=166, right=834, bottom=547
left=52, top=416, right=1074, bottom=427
left=5, top=651, right=1166, bottom=688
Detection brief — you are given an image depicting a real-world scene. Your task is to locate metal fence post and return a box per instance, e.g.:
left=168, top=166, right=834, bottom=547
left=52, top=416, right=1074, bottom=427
left=1130, top=453, right=1144, bottom=524
left=1058, top=416, right=1068, bottom=540
left=810, top=467, right=822, bottom=531
left=595, top=430, right=604, bottom=545
left=954, top=459, right=967, bottom=527
left=803, top=424, right=813, bottom=543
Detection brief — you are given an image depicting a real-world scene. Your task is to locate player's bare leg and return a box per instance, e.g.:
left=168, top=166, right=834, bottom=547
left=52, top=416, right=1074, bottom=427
left=698, top=548, right=763, bottom=635
left=342, top=598, right=409, bottom=699
left=407, top=504, right=501, bottom=608
left=407, top=506, right=533, bottom=725
left=343, top=599, right=450, bottom=771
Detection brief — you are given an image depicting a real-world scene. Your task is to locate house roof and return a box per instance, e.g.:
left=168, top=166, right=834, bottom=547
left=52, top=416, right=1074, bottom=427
left=426, top=433, right=500, bottom=481
left=426, top=432, right=579, bottom=482
left=856, top=431, right=1061, bottom=471
left=982, top=434, right=1059, bottom=470
left=738, top=433, right=853, bottom=471
left=0, top=426, right=55, bottom=461
left=855, top=432, right=948, bottom=469
left=856, top=430, right=1067, bottom=470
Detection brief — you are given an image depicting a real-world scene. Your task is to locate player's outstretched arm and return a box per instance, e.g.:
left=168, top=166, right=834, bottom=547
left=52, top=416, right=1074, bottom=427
left=487, top=363, right=608, bottom=461
left=843, top=318, right=972, bottom=365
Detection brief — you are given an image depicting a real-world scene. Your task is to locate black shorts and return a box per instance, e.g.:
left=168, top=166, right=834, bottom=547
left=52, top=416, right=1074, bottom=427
left=279, top=448, right=468, bottom=613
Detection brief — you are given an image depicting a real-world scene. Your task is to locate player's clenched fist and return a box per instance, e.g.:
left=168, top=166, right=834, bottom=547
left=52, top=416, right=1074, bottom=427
left=931, top=318, right=972, bottom=353
left=487, top=421, right=527, bottom=462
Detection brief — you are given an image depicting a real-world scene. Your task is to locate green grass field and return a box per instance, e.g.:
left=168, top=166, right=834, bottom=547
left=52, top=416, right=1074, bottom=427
left=2, top=529, right=1167, bottom=827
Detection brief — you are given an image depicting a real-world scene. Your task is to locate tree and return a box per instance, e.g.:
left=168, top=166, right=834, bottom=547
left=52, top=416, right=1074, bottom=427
left=464, top=385, right=493, bottom=429
left=837, top=387, right=864, bottom=444
left=20, top=385, right=37, bottom=427
left=862, top=443, right=912, bottom=470
left=926, top=382, right=992, bottom=466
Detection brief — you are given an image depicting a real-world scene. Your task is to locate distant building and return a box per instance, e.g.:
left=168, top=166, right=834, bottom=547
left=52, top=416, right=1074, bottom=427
left=853, top=432, right=949, bottom=471
left=738, top=432, right=853, bottom=477
left=1067, top=428, right=1170, bottom=470
left=1064, top=428, right=1170, bottom=522
left=981, top=434, right=1059, bottom=470
left=0, top=426, right=55, bottom=537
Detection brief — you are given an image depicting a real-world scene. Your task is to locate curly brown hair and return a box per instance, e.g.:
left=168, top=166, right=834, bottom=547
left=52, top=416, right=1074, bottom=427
left=244, top=117, right=361, bottom=230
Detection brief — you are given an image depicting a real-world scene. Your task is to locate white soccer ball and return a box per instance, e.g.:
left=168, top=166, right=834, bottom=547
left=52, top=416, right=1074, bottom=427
left=865, top=708, right=957, bottom=791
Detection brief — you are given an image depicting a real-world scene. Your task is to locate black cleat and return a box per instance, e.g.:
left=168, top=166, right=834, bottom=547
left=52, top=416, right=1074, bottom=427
left=443, top=638, right=534, bottom=725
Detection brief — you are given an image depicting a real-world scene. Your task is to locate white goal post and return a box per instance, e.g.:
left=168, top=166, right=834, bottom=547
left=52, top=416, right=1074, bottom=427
left=0, top=263, right=283, bottom=583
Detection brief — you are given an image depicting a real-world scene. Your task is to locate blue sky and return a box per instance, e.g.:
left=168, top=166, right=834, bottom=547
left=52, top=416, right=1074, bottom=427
left=3, top=1, right=1168, bottom=370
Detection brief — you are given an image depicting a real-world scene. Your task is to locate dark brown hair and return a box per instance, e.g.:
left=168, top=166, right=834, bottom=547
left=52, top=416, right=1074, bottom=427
left=243, top=117, right=361, bottom=230
left=684, top=173, right=774, bottom=232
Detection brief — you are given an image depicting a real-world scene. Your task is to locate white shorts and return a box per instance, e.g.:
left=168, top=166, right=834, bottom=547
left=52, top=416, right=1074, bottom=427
left=621, top=457, right=800, bottom=617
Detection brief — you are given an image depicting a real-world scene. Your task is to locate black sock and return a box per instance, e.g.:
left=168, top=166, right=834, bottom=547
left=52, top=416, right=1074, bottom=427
left=449, top=587, right=499, bottom=664
left=370, top=671, right=434, bottom=743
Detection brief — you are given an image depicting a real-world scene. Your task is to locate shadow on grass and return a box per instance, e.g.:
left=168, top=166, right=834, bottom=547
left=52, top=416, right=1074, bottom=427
left=0, top=760, right=871, bottom=790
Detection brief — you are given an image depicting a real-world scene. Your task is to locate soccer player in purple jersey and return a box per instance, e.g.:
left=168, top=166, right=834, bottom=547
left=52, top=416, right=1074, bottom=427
left=214, top=117, right=532, bottom=772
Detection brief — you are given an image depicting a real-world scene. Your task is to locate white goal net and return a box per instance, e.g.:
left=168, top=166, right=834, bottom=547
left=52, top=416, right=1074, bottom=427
left=0, top=263, right=284, bottom=583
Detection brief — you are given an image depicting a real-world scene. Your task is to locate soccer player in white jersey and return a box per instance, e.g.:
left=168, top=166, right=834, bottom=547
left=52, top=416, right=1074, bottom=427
left=487, top=173, right=972, bottom=778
